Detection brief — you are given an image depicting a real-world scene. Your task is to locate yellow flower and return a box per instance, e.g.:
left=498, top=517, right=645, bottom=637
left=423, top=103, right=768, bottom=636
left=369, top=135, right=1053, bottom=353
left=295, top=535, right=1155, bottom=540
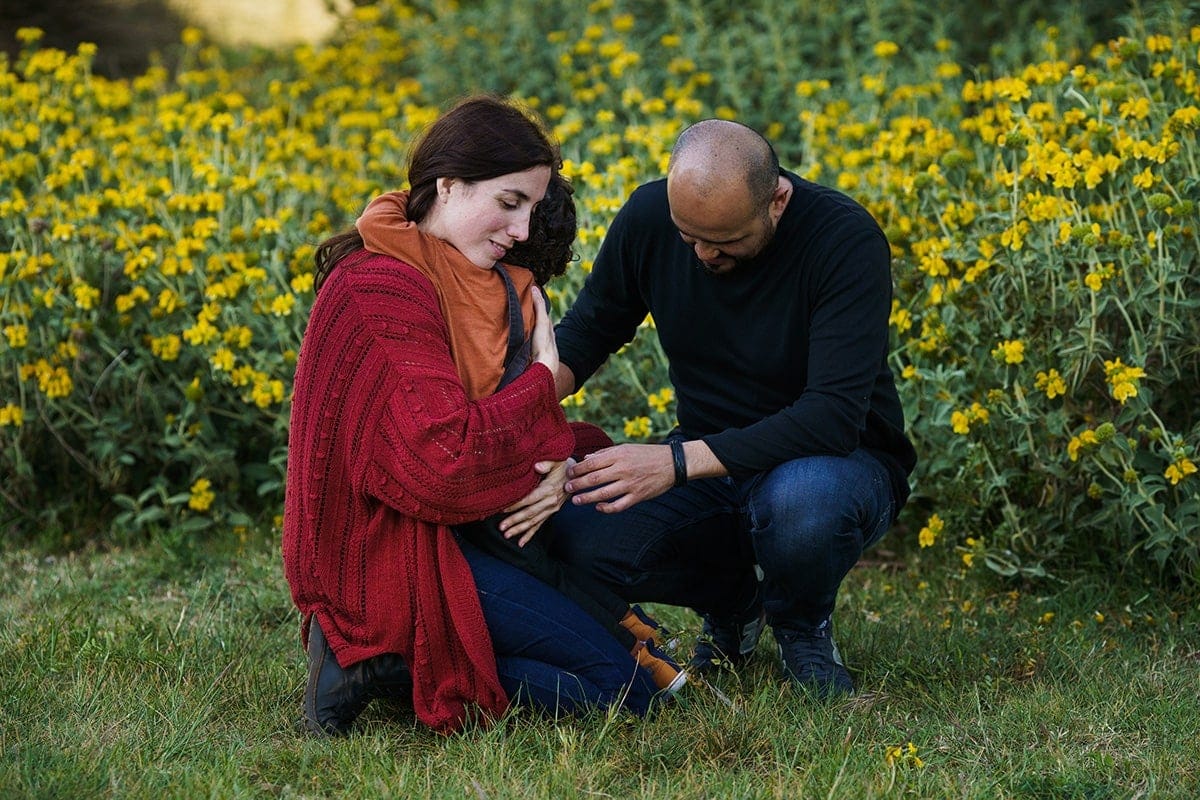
left=223, top=325, right=253, bottom=349
left=36, top=363, right=73, bottom=399
left=1103, top=358, right=1146, bottom=405
left=3, top=324, right=28, bottom=348
left=1165, top=457, right=1197, bottom=485
left=270, top=294, right=296, bottom=317
left=157, top=289, right=180, bottom=315
left=247, top=378, right=285, bottom=408
left=183, top=319, right=219, bottom=346
left=623, top=416, right=652, bottom=439
left=149, top=334, right=182, bottom=362
left=1034, top=369, right=1067, bottom=399
left=873, top=40, right=900, bottom=59
left=1146, top=34, right=1173, bottom=52
left=181, top=27, right=204, bottom=47
left=188, top=478, right=215, bottom=512
left=860, top=74, right=886, bottom=95
left=16, top=27, right=44, bottom=44
left=885, top=742, right=925, bottom=769
left=918, top=514, right=943, bottom=548
left=1111, top=381, right=1138, bottom=404
left=1000, top=221, right=1029, bottom=250
left=794, top=80, right=830, bottom=98
left=647, top=387, right=675, bottom=415
left=1132, top=167, right=1155, bottom=189
left=560, top=387, right=588, bottom=408
left=210, top=348, right=236, bottom=372
left=0, top=403, right=24, bottom=427
left=1167, top=106, right=1200, bottom=131
left=994, top=77, right=1031, bottom=102
left=992, top=339, right=1025, bottom=364
left=72, top=283, right=101, bottom=311
left=1067, top=429, right=1100, bottom=461
left=1118, top=96, right=1151, bottom=120
left=229, top=366, right=256, bottom=388
left=253, top=216, right=282, bottom=237
left=951, top=410, right=971, bottom=435
left=936, top=62, right=962, bottom=79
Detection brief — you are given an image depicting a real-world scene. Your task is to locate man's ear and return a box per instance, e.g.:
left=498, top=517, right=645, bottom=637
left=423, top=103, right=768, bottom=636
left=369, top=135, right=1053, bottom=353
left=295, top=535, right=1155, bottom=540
left=769, top=176, right=792, bottom=222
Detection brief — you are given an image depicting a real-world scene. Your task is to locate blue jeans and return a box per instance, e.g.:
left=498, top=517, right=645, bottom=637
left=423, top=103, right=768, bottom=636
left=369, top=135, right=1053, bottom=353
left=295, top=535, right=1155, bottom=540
left=550, top=449, right=896, bottom=632
left=456, top=536, right=658, bottom=717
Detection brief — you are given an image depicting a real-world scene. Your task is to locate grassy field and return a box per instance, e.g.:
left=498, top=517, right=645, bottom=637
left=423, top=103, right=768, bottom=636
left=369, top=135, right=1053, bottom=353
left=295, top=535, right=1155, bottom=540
left=3, top=1, right=1200, bottom=796
left=2, top=533, right=1197, bottom=799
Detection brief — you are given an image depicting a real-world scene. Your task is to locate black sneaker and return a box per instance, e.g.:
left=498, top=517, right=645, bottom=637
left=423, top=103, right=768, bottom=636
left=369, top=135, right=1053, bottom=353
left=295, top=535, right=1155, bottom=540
left=689, top=598, right=766, bottom=675
left=303, top=617, right=413, bottom=735
left=775, top=617, right=854, bottom=698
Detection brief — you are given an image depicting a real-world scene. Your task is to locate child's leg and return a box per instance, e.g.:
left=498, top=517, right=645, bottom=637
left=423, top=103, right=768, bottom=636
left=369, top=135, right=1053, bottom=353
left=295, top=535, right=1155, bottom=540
left=456, top=514, right=636, bottom=649
left=455, top=536, right=659, bottom=716
left=457, top=515, right=688, bottom=694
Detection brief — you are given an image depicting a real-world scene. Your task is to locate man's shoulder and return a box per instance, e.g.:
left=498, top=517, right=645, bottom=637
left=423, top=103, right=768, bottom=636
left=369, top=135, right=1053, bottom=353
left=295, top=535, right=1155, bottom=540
left=622, top=177, right=669, bottom=216
left=784, top=171, right=881, bottom=233
left=607, top=178, right=673, bottom=243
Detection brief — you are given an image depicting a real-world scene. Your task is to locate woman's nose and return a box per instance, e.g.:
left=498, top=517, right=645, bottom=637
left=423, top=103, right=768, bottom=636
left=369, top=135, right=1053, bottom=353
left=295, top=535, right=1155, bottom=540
left=508, top=214, right=531, bottom=242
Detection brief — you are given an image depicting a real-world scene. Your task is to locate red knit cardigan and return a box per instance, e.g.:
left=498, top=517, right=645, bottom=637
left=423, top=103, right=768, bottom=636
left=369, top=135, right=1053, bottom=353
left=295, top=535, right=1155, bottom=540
left=283, top=250, right=578, bottom=733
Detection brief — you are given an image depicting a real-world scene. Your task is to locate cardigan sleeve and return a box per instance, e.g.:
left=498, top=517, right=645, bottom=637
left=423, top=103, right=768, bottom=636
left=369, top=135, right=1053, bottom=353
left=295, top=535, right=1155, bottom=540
left=349, top=260, right=576, bottom=524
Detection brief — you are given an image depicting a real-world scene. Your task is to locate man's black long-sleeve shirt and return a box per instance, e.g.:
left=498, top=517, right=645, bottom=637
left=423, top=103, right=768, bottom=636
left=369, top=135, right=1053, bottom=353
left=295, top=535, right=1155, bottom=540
left=555, top=171, right=916, bottom=511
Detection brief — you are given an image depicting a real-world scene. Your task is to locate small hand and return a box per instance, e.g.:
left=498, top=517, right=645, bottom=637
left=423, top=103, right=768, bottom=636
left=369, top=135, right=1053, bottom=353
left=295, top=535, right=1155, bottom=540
left=499, top=459, right=573, bottom=546
left=564, top=444, right=674, bottom=513
left=530, top=289, right=559, bottom=374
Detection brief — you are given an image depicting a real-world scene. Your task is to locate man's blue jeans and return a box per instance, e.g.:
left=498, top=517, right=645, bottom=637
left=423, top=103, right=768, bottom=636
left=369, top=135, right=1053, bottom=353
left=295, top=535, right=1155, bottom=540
left=456, top=536, right=658, bottom=717
left=549, top=449, right=896, bottom=633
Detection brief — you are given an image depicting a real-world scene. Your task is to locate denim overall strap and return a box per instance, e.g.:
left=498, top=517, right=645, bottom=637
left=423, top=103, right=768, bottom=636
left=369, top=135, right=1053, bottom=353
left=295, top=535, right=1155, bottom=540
left=496, top=265, right=537, bottom=391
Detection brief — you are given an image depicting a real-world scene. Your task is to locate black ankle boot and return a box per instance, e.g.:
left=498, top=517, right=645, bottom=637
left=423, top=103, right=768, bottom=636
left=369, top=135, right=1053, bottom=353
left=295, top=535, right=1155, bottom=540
left=303, top=617, right=413, bottom=735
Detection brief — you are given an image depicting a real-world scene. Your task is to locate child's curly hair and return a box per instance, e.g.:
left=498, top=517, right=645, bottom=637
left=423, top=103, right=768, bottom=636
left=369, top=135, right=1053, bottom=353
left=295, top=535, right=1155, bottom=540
left=506, top=173, right=577, bottom=285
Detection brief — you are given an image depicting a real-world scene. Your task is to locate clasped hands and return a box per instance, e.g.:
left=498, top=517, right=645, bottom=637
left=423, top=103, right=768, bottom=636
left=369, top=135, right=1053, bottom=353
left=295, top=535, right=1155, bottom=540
left=498, top=443, right=676, bottom=545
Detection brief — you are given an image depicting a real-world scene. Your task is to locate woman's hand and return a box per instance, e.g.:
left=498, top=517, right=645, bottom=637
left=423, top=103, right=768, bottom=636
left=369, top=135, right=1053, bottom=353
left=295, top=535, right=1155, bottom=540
left=530, top=289, right=559, bottom=375
left=499, top=458, right=573, bottom=546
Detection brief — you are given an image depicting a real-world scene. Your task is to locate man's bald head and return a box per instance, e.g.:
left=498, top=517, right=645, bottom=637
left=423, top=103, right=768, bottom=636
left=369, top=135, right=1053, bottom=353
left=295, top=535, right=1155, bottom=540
left=668, top=119, right=780, bottom=208
left=664, top=120, right=789, bottom=274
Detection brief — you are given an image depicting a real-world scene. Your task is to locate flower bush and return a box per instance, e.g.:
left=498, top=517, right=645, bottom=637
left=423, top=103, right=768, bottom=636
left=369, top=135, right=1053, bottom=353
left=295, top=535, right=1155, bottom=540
left=831, top=30, right=1200, bottom=581
left=1, top=1, right=1197, bottom=582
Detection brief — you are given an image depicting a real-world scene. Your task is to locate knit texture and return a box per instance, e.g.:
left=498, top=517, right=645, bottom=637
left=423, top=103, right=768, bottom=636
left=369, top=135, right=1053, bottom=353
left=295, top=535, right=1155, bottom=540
left=283, top=250, right=575, bottom=733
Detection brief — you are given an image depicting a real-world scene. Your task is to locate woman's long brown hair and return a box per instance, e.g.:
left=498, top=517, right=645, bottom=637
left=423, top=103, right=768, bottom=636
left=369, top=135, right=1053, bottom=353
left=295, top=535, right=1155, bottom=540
left=312, top=95, right=566, bottom=293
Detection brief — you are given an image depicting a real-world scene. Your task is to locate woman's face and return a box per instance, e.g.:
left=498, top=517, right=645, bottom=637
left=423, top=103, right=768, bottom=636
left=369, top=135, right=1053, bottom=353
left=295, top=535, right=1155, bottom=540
left=423, top=165, right=552, bottom=268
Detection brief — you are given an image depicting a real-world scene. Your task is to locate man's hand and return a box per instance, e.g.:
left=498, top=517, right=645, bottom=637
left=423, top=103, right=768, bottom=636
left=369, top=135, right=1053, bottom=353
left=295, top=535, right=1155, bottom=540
left=564, top=443, right=675, bottom=513
left=499, top=459, right=573, bottom=546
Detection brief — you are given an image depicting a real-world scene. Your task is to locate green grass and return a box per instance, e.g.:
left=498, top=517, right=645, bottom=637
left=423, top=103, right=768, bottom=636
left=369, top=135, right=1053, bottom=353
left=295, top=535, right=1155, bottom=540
left=2, top=534, right=1197, bottom=799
